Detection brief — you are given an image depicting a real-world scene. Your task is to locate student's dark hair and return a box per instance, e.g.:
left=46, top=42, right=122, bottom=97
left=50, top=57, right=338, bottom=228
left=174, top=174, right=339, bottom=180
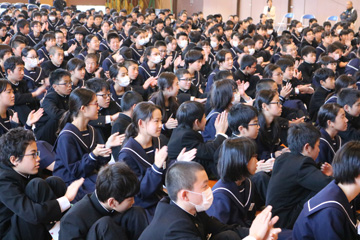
left=124, top=102, right=161, bottom=143
left=240, top=54, right=257, bottom=70
left=313, top=67, right=335, bottom=82
left=321, top=30, right=332, bottom=39
left=319, top=55, right=336, bottom=65
left=0, top=79, right=10, bottom=93
left=11, top=37, right=26, bottom=49
left=175, top=68, right=190, bottom=81
left=327, top=43, right=341, bottom=53
left=215, top=49, right=231, bottom=66
left=301, top=45, right=316, bottom=57
left=21, top=46, right=37, bottom=58
left=0, top=45, right=12, bottom=60
left=30, top=20, right=41, bottom=28
left=184, top=49, right=203, bottom=68
left=154, top=40, right=166, bottom=49
left=228, top=103, right=258, bottom=133
left=317, top=103, right=343, bottom=129
left=109, top=62, right=126, bottom=79
left=332, top=141, right=360, bottom=184
left=334, top=75, right=356, bottom=94
left=66, top=58, right=86, bottom=72
left=0, top=128, right=36, bottom=167
left=123, top=60, right=138, bottom=71
left=302, top=27, right=313, bottom=37
left=218, top=137, right=257, bottom=182
left=42, top=32, right=56, bottom=47
left=16, top=19, right=29, bottom=32
left=121, top=91, right=143, bottom=111
left=4, top=56, right=24, bottom=75
left=143, top=46, right=156, bottom=62
left=176, top=31, right=188, bottom=40
left=84, top=34, right=99, bottom=50
left=263, top=64, right=280, bottom=78
left=176, top=101, right=204, bottom=128
left=253, top=34, right=265, bottom=44
left=213, top=70, right=233, bottom=82
left=49, top=68, right=71, bottom=86
left=85, top=53, right=99, bottom=63
left=96, top=162, right=139, bottom=203
left=210, top=79, right=235, bottom=111
left=165, top=161, right=205, bottom=202
left=323, top=21, right=331, bottom=28
left=275, top=58, right=294, bottom=72
left=337, top=88, right=360, bottom=108
left=86, top=78, right=110, bottom=93
left=150, top=72, right=179, bottom=121
left=188, top=31, right=201, bottom=43
left=287, top=123, right=320, bottom=154
left=255, top=79, right=276, bottom=92
left=58, top=88, right=95, bottom=132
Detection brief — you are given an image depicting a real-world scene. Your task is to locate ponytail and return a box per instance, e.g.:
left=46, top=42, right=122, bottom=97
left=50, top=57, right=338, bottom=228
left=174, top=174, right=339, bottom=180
left=57, top=110, right=72, bottom=136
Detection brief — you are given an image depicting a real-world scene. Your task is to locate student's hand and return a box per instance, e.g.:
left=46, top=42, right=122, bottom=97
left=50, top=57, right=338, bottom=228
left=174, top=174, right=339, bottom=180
left=165, top=117, right=178, bottom=129
left=143, top=77, right=157, bottom=89
left=93, top=144, right=112, bottom=157
left=289, top=116, right=305, bottom=126
left=154, top=146, right=168, bottom=169
left=321, top=162, right=333, bottom=176
left=104, top=71, right=110, bottom=79
left=293, top=68, right=302, bottom=80
left=237, top=80, right=249, bottom=96
left=257, top=56, right=264, bottom=65
left=280, top=82, right=292, bottom=98
left=164, top=56, right=173, bottom=68
left=249, top=205, right=281, bottom=240
left=94, top=67, right=103, bottom=78
left=10, top=112, right=19, bottom=124
left=32, top=85, right=47, bottom=97
left=38, top=58, right=45, bottom=66
left=64, top=178, right=85, bottom=202
left=174, top=55, right=182, bottom=68
left=254, top=73, right=263, bottom=79
left=3, top=36, right=10, bottom=45
left=110, top=112, right=120, bottom=122
left=177, top=148, right=197, bottom=162
left=106, top=132, right=125, bottom=148
left=256, top=158, right=275, bottom=173
left=67, top=43, right=77, bottom=54
left=214, top=111, right=228, bottom=135
left=26, top=108, right=44, bottom=126
left=194, top=98, right=207, bottom=103
left=44, top=77, right=50, bottom=87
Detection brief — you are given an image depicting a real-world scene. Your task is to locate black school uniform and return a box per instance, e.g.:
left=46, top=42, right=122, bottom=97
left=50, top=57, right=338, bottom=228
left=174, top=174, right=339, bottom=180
left=298, top=61, right=319, bottom=84
left=0, top=109, right=20, bottom=136
left=26, top=32, right=43, bottom=47
left=101, top=53, right=116, bottom=73
left=117, top=137, right=168, bottom=219
left=138, top=61, right=164, bottom=80
left=48, top=18, right=63, bottom=31
left=53, top=123, right=111, bottom=203
left=109, top=82, right=131, bottom=109
left=130, top=43, right=145, bottom=64
left=23, top=67, right=47, bottom=91
left=202, top=109, right=232, bottom=142
left=292, top=180, right=360, bottom=240
left=316, top=43, right=327, bottom=61
left=338, top=112, right=360, bottom=144
left=316, top=128, right=341, bottom=164
left=177, top=84, right=205, bottom=105
left=111, top=113, right=131, bottom=160
left=308, top=86, right=333, bottom=122
left=35, top=91, right=69, bottom=145
left=41, top=60, right=68, bottom=77
left=233, top=69, right=260, bottom=99
left=37, top=46, right=50, bottom=61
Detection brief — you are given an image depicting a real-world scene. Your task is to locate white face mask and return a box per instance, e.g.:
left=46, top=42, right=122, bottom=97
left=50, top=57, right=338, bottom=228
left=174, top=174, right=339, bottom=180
left=267, top=29, right=273, bottom=35
left=144, top=37, right=150, bottom=44
left=188, top=187, right=213, bottom=212
left=152, top=55, right=162, bottom=64
left=337, top=29, right=342, bottom=35
left=178, top=40, right=188, bottom=49
left=138, top=38, right=146, bottom=46
left=171, top=19, right=175, bottom=23
left=232, top=40, right=239, bottom=47
left=210, top=41, right=218, bottom=48
left=49, top=16, right=56, bottom=21
left=297, top=27, right=303, bottom=33
left=28, top=58, right=39, bottom=68
left=118, top=75, right=130, bottom=87
left=248, top=48, right=255, bottom=55
left=333, top=53, right=340, bottom=61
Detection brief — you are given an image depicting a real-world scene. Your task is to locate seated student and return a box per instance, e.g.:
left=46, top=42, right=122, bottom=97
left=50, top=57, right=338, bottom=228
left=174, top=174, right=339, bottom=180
left=84, top=53, right=105, bottom=81
left=266, top=123, right=333, bottom=229
left=59, top=162, right=148, bottom=240
left=309, top=68, right=335, bottom=122
left=101, top=32, right=122, bottom=73
left=129, top=29, right=146, bottom=64
left=4, top=56, right=46, bottom=125
left=325, top=74, right=357, bottom=104
left=0, top=45, right=12, bottom=79
left=77, top=34, right=106, bottom=66
left=108, top=62, right=133, bottom=109
left=316, top=103, right=347, bottom=164
left=47, top=11, right=63, bottom=32
left=54, top=88, right=123, bottom=202
left=37, top=32, right=56, bottom=62
left=41, top=46, right=67, bottom=77
left=313, top=55, right=338, bottom=88
left=206, top=137, right=257, bottom=227
left=253, top=34, right=271, bottom=67
left=66, top=58, right=86, bottom=90
left=299, top=28, right=318, bottom=52
left=270, top=38, right=291, bottom=64
left=316, top=31, right=332, bottom=61
left=202, top=79, right=234, bottom=142
left=234, top=54, right=260, bottom=98
left=54, top=30, right=77, bottom=62
left=327, top=42, right=347, bottom=76
left=175, top=68, right=206, bottom=105
left=21, top=46, right=48, bottom=92
left=293, top=141, right=360, bottom=240
left=0, top=128, right=83, bottom=240
left=111, top=91, right=143, bottom=159
left=67, top=26, right=87, bottom=55
left=337, top=88, right=360, bottom=143
left=11, top=37, right=26, bottom=57
left=86, top=78, right=121, bottom=144
left=138, top=46, right=164, bottom=85
left=168, top=101, right=228, bottom=178
left=298, top=46, right=319, bottom=84
left=205, top=49, right=233, bottom=93
left=27, top=20, right=43, bottom=47
left=139, top=161, right=281, bottom=240
left=345, top=47, right=360, bottom=76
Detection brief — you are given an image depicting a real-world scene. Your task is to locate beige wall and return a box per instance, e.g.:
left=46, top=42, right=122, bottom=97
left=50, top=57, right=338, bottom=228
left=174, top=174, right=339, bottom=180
left=202, top=0, right=237, bottom=18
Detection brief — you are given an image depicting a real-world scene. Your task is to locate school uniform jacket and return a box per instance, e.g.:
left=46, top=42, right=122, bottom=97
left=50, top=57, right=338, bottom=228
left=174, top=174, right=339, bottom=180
left=0, top=109, right=19, bottom=136
left=0, top=162, right=62, bottom=240
left=26, top=32, right=43, bottom=47
left=298, top=61, right=319, bottom=84
left=205, top=68, right=220, bottom=93
left=292, top=180, right=360, bottom=240
left=138, top=196, right=249, bottom=240
left=76, top=49, right=106, bottom=66
left=117, top=137, right=168, bottom=215
left=202, top=109, right=232, bottom=142
left=130, top=43, right=145, bottom=64
left=53, top=123, right=111, bottom=202
left=345, top=57, right=360, bottom=76
left=309, top=86, right=333, bottom=122
left=316, top=128, right=341, bottom=164
left=206, top=179, right=255, bottom=227
left=23, top=67, right=47, bottom=91
left=37, top=46, right=50, bottom=61
left=111, top=113, right=132, bottom=160
left=266, top=152, right=333, bottom=229
left=138, top=61, right=164, bottom=82
left=338, top=112, right=360, bottom=144
left=233, top=69, right=260, bottom=99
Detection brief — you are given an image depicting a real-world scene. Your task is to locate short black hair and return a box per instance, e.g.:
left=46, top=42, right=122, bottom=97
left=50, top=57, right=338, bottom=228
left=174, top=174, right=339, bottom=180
left=217, top=137, right=257, bottom=182
left=313, top=67, right=335, bottom=82
left=184, top=49, right=203, bottom=67
left=327, top=43, right=341, bottom=54
left=86, top=78, right=110, bottom=93
left=301, top=45, right=316, bottom=57
left=287, top=123, right=320, bottom=154
left=66, top=58, right=85, bottom=72
left=49, top=68, right=71, bottom=86
left=213, top=70, right=233, bottom=82
left=0, top=128, right=35, bottom=167
left=333, top=141, right=360, bottom=184
left=16, top=19, right=29, bottom=32
left=317, top=103, right=343, bottom=128
left=96, top=162, right=139, bottom=204
left=334, top=75, right=356, bottom=94
left=4, top=56, right=24, bottom=75
left=276, top=58, right=294, bottom=72
left=175, top=68, right=190, bottom=81
left=121, top=91, right=143, bottom=111
left=228, top=103, right=258, bottom=134
left=337, top=88, right=360, bottom=108
left=240, top=54, right=257, bottom=70
left=255, top=79, right=276, bottom=92
left=165, top=161, right=205, bottom=202
left=176, top=101, right=205, bottom=128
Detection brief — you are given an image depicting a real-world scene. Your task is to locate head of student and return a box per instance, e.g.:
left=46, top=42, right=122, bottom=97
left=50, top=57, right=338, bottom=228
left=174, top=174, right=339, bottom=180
left=301, top=46, right=316, bottom=64
left=86, top=78, right=111, bottom=109
left=0, top=79, right=14, bottom=108
left=96, top=162, right=139, bottom=212
left=166, top=161, right=212, bottom=213
left=240, top=54, right=257, bottom=75
left=228, top=103, right=259, bottom=139
left=121, top=91, right=143, bottom=114
left=317, top=103, right=348, bottom=133
left=50, top=69, right=72, bottom=96
left=0, top=128, right=39, bottom=175
left=337, top=88, right=360, bottom=117
left=287, top=123, right=321, bottom=160
left=67, top=58, right=86, bottom=81
left=210, top=79, right=236, bottom=111
left=177, top=101, right=205, bottom=131
left=4, top=56, right=24, bottom=82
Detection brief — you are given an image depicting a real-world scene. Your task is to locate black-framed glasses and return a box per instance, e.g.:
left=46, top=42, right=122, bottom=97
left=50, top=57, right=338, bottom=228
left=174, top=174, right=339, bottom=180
left=179, top=78, right=192, bottom=82
left=21, top=151, right=40, bottom=159
left=269, top=101, right=282, bottom=106
left=248, top=123, right=260, bottom=126
left=96, top=93, right=111, bottom=98
left=57, top=82, right=72, bottom=86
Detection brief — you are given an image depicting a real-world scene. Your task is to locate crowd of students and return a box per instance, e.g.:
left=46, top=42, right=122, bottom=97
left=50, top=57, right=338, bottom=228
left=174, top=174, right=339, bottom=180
left=1, top=2, right=360, bottom=240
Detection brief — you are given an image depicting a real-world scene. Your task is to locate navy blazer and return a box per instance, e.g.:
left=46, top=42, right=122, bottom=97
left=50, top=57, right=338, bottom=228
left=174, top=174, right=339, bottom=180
left=293, top=180, right=359, bottom=240
left=316, top=128, right=341, bottom=164
left=138, top=61, right=164, bottom=81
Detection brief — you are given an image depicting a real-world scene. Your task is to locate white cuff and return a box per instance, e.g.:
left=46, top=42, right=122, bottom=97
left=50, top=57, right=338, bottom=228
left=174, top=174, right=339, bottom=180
left=295, top=87, right=300, bottom=95
left=190, top=96, right=195, bottom=101
left=243, top=236, right=257, bottom=240
left=64, top=51, right=69, bottom=57
left=56, top=196, right=71, bottom=213
left=105, top=115, right=111, bottom=124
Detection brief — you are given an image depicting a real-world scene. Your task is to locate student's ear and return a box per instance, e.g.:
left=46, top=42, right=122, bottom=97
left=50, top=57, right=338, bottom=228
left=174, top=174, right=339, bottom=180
left=302, top=143, right=311, bottom=154
left=261, top=102, right=268, bottom=111
left=107, top=197, right=116, bottom=209
left=6, top=69, right=12, bottom=76
left=9, top=155, right=18, bottom=166
left=343, top=104, right=350, bottom=113
left=319, top=80, right=324, bottom=85
left=137, top=118, right=144, bottom=128
left=178, top=189, right=189, bottom=201
left=193, top=118, right=200, bottom=129
left=237, top=125, right=244, bottom=134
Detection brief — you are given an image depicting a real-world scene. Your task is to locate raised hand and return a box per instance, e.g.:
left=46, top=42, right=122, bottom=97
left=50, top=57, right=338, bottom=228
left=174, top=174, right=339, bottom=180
left=26, top=108, right=44, bottom=126
left=154, top=146, right=168, bottom=169
left=177, top=148, right=197, bottom=162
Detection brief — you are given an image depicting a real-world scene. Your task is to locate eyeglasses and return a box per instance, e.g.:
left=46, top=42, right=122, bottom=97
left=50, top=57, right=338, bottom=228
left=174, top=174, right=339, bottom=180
left=88, top=102, right=99, bottom=107
left=248, top=122, right=260, bottom=126
left=26, top=56, right=38, bottom=59
left=269, top=101, right=282, bottom=106
left=179, top=78, right=192, bottom=82
left=21, top=151, right=40, bottom=159
left=57, top=82, right=72, bottom=86
left=96, top=93, right=111, bottom=98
